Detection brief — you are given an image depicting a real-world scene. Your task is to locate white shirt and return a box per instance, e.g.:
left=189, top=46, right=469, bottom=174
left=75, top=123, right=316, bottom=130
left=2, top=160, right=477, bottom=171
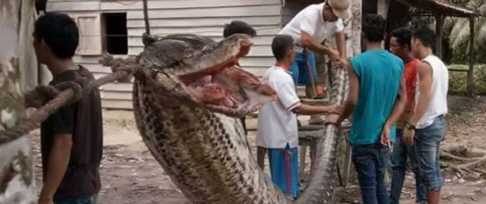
left=279, top=1, right=344, bottom=52
left=257, top=66, right=301, bottom=149
left=415, top=55, right=449, bottom=129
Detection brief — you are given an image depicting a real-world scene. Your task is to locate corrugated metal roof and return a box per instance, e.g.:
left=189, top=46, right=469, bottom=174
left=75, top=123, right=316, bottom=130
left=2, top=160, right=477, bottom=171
left=396, top=0, right=475, bottom=17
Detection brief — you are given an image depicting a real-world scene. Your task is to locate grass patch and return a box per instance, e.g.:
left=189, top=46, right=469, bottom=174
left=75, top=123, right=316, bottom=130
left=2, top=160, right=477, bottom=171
left=449, top=64, right=486, bottom=95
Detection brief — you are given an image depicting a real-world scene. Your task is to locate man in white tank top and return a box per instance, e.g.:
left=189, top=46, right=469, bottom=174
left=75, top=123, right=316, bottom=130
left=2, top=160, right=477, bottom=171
left=404, top=27, right=449, bottom=204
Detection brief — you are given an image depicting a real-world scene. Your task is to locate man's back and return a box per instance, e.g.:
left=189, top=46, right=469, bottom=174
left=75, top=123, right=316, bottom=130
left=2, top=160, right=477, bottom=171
left=416, top=55, right=449, bottom=129
left=279, top=2, right=343, bottom=45
left=257, top=66, right=300, bottom=149
left=396, top=59, right=419, bottom=129
left=40, top=66, right=103, bottom=201
left=349, top=50, right=404, bottom=145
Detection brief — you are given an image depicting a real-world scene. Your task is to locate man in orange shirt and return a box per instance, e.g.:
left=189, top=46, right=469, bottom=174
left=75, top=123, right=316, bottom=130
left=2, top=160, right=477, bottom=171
left=388, top=27, right=426, bottom=204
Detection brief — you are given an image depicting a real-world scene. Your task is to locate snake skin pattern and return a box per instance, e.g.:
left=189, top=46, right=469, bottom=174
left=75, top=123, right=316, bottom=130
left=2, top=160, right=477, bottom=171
left=295, top=65, right=348, bottom=204
left=125, top=33, right=347, bottom=204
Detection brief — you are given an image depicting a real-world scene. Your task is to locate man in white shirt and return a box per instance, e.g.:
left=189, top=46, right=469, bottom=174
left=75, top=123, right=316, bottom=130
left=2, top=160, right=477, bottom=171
left=256, top=35, right=342, bottom=199
left=404, top=27, right=449, bottom=204
left=279, top=0, right=351, bottom=124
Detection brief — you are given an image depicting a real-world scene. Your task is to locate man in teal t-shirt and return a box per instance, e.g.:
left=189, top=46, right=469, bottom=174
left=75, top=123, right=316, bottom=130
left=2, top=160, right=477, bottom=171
left=329, top=14, right=407, bottom=204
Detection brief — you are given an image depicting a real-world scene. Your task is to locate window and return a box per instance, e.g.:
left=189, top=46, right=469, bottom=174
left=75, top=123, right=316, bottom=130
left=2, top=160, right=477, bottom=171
left=102, top=13, right=128, bottom=55
left=76, top=15, right=102, bottom=55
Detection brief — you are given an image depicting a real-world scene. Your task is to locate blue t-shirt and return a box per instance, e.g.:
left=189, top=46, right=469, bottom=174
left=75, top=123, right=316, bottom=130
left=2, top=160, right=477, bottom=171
left=349, top=50, right=404, bottom=145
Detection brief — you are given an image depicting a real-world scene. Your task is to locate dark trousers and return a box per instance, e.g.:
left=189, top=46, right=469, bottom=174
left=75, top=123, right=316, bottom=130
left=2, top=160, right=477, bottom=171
left=352, top=144, right=390, bottom=204
left=390, top=129, right=426, bottom=204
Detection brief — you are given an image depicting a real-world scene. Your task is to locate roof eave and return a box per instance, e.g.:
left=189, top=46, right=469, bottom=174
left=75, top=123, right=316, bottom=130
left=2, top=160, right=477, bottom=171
left=396, top=0, right=475, bottom=17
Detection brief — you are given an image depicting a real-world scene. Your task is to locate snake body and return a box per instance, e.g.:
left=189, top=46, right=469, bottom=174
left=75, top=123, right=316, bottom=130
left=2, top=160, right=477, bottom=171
left=125, top=33, right=347, bottom=204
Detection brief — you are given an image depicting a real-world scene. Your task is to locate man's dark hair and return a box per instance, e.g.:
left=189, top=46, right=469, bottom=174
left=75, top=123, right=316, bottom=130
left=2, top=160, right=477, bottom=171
left=34, top=12, right=79, bottom=59
left=223, top=21, right=257, bottom=38
left=412, top=27, right=436, bottom=48
left=272, top=35, right=294, bottom=61
left=362, top=14, right=386, bottom=43
left=391, top=27, right=413, bottom=49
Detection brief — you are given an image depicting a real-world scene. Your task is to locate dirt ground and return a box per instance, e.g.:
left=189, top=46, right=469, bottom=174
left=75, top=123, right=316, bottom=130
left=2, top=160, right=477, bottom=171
left=31, top=96, right=486, bottom=204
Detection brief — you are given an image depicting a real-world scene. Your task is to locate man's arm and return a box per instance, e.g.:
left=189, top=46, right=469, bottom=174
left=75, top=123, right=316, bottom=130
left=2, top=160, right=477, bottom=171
left=276, top=81, right=342, bottom=116
left=38, top=104, right=74, bottom=203
left=379, top=76, right=407, bottom=146
left=301, top=31, right=339, bottom=59
left=39, top=134, right=72, bottom=203
left=409, top=62, right=433, bottom=125
left=335, top=31, right=347, bottom=59
left=384, top=77, right=407, bottom=128
left=292, top=103, right=342, bottom=115
left=336, top=62, right=359, bottom=123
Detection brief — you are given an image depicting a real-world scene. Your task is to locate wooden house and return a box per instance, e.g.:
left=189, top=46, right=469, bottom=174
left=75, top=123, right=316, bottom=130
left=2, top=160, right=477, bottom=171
left=47, top=0, right=286, bottom=109
left=46, top=0, right=375, bottom=110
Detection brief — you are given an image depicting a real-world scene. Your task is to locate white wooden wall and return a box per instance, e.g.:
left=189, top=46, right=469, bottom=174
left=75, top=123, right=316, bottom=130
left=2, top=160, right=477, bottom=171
left=47, top=0, right=282, bottom=109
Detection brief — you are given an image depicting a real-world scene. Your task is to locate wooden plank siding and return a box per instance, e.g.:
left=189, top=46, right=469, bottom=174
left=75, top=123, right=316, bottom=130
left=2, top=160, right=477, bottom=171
left=47, top=0, right=284, bottom=110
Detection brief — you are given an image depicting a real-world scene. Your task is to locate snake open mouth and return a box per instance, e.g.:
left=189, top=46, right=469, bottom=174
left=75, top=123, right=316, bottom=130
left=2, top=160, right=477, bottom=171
left=133, top=33, right=277, bottom=117
left=178, top=42, right=276, bottom=117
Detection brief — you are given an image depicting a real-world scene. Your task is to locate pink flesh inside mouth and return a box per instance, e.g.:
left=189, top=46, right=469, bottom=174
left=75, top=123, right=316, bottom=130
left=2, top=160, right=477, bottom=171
left=177, top=44, right=276, bottom=111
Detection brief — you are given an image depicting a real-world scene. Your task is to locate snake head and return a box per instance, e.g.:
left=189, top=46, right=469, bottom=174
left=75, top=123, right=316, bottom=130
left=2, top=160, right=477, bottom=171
left=136, top=34, right=276, bottom=117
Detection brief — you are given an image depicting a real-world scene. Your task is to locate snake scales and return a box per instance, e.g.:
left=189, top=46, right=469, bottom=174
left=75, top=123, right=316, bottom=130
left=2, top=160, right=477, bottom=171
left=106, top=33, right=348, bottom=204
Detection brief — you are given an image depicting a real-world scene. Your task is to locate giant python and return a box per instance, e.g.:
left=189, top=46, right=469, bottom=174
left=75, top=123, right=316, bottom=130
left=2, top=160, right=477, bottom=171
left=102, top=33, right=348, bottom=204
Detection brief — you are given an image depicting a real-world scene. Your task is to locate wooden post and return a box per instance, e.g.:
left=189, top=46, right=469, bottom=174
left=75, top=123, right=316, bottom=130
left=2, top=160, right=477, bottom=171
left=341, top=130, right=353, bottom=186
left=377, top=0, right=391, bottom=17
left=467, top=17, right=475, bottom=96
left=256, top=146, right=266, bottom=170
left=377, top=0, right=390, bottom=49
left=299, top=143, right=308, bottom=179
left=435, top=13, right=444, bottom=59
left=142, top=0, right=150, bottom=35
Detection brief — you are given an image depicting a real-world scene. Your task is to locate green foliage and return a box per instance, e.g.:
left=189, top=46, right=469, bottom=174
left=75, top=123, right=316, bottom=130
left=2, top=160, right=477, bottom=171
left=448, top=64, right=486, bottom=95
left=446, top=0, right=486, bottom=64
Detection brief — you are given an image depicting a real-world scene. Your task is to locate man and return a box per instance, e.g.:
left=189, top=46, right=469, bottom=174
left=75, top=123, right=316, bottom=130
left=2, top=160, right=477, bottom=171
left=388, top=27, right=427, bottom=204
left=329, top=14, right=407, bottom=204
left=404, top=27, right=449, bottom=204
left=222, top=20, right=257, bottom=136
left=256, top=35, right=342, bottom=199
left=34, top=13, right=103, bottom=204
left=279, top=0, right=350, bottom=124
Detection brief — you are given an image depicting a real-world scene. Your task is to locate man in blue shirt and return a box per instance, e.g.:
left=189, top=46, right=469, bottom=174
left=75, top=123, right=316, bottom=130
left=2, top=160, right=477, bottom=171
left=329, top=14, right=407, bottom=204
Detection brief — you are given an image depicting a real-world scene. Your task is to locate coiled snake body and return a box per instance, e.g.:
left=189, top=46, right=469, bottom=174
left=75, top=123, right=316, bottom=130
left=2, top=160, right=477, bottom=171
left=119, top=33, right=347, bottom=204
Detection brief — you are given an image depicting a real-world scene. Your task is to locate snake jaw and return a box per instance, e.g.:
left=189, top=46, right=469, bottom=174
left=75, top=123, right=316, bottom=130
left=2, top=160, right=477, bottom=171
left=138, top=34, right=275, bottom=117
left=154, top=64, right=276, bottom=117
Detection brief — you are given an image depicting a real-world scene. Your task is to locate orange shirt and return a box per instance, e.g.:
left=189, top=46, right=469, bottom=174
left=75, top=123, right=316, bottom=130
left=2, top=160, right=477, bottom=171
left=396, top=59, right=419, bottom=129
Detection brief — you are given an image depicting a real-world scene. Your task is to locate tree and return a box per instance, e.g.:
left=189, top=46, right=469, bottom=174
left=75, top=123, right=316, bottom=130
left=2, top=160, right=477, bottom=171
left=0, top=0, right=37, bottom=203
left=444, top=0, right=486, bottom=63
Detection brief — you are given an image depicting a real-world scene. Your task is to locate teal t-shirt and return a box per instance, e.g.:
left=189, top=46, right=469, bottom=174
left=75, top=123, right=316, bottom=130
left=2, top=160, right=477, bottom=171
left=349, top=50, right=404, bottom=146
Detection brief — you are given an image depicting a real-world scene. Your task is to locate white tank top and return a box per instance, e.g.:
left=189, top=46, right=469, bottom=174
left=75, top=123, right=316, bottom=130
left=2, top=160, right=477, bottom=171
left=415, top=55, right=449, bottom=129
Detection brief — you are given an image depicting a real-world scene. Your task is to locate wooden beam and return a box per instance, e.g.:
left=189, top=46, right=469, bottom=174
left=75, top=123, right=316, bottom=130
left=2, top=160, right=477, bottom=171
left=377, top=0, right=391, bottom=17
left=435, top=13, right=444, bottom=58
left=47, top=0, right=281, bottom=12
left=142, top=0, right=150, bottom=35
left=467, top=17, right=475, bottom=96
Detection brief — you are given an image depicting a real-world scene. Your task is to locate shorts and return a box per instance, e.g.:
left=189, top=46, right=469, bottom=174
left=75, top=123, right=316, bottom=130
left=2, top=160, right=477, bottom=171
left=289, top=51, right=317, bottom=86
left=268, top=143, right=299, bottom=198
left=414, top=115, right=446, bottom=191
